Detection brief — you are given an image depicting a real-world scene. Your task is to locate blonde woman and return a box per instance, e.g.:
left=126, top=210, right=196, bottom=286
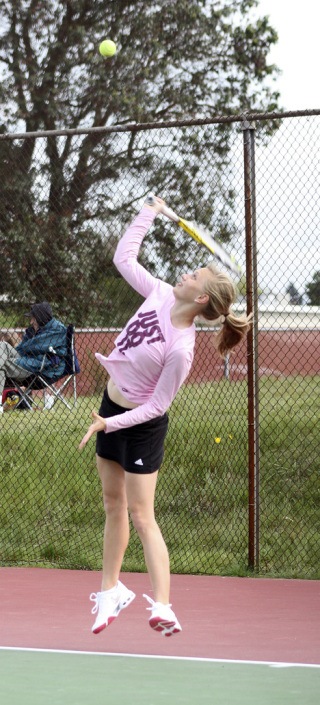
left=79, top=196, right=252, bottom=637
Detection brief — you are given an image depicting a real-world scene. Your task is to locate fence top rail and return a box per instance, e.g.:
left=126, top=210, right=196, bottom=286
left=1, top=109, right=320, bottom=141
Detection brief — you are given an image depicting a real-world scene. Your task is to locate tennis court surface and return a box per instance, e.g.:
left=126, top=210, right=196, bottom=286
left=1, top=567, right=319, bottom=704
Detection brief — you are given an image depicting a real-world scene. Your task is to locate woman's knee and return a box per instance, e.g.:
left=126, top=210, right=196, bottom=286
left=129, top=506, right=156, bottom=536
left=96, top=457, right=127, bottom=514
left=101, top=490, right=127, bottom=516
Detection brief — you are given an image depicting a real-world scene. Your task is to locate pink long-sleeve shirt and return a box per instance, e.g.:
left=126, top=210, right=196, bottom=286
left=96, top=207, right=196, bottom=432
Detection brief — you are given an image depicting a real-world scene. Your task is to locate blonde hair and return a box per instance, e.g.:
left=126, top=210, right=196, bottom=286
left=201, top=263, right=252, bottom=357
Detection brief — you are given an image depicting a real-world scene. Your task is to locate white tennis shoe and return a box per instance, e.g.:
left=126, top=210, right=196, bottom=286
left=143, top=594, right=182, bottom=637
left=44, top=393, right=55, bottom=410
left=90, top=580, right=136, bottom=634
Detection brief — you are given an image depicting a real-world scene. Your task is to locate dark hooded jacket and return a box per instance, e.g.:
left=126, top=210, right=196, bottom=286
left=15, top=318, right=68, bottom=378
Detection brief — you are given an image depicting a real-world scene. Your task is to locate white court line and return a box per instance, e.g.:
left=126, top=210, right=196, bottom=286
left=0, top=646, right=319, bottom=669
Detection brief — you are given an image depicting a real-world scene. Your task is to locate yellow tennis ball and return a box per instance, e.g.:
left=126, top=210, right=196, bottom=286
left=99, top=40, right=117, bottom=57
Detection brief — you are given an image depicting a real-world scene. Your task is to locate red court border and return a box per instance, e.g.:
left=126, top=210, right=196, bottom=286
left=0, top=568, right=319, bottom=664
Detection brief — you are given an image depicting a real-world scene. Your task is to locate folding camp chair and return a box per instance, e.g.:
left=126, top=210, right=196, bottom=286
left=5, top=324, right=80, bottom=412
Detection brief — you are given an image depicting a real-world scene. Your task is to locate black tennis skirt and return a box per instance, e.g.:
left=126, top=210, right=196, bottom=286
left=96, top=388, right=169, bottom=474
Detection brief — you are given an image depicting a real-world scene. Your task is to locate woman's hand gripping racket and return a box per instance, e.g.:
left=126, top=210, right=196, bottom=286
left=146, top=195, right=241, bottom=276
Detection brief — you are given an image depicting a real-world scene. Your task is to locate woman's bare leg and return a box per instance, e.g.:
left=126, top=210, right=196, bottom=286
left=96, top=455, right=130, bottom=591
left=125, top=470, right=170, bottom=604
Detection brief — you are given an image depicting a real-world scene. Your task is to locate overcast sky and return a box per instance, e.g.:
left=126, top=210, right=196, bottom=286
left=242, top=0, right=320, bottom=299
left=256, top=0, right=320, bottom=110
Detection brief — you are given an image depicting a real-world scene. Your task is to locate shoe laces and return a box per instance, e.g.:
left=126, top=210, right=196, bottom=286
left=90, top=589, right=118, bottom=615
left=90, top=592, right=101, bottom=615
left=143, top=594, right=172, bottom=611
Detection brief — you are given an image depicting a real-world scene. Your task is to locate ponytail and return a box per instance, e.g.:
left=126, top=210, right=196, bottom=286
left=201, top=263, right=253, bottom=358
left=215, top=311, right=253, bottom=357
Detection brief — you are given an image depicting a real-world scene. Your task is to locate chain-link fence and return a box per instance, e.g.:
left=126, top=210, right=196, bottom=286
left=0, top=111, right=319, bottom=578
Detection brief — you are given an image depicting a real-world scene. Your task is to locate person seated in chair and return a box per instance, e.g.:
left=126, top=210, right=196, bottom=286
left=0, top=302, right=67, bottom=414
left=0, top=331, right=22, bottom=348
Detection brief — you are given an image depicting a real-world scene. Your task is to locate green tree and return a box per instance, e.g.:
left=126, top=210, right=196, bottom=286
left=0, top=0, right=279, bottom=325
left=286, top=283, right=303, bottom=305
left=305, top=271, right=320, bottom=306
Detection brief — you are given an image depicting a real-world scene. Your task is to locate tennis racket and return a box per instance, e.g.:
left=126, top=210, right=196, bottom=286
left=145, top=195, right=241, bottom=275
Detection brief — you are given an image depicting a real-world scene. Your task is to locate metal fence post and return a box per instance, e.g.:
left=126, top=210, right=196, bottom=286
left=242, top=120, right=260, bottom=571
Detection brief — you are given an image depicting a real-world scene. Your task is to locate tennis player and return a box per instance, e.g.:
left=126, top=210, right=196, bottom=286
left=79, top=196, right=252, bottom=637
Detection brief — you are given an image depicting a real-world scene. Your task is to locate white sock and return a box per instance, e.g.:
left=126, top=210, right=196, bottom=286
left=101, top=584, right=118, bottom=595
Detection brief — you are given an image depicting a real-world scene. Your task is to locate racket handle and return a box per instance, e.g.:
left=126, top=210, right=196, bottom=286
left=145, top=195, right=157, bottom=206
left=160, top=204, right=180, bottom=222
left=145, top=194, right=180, bottom=222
